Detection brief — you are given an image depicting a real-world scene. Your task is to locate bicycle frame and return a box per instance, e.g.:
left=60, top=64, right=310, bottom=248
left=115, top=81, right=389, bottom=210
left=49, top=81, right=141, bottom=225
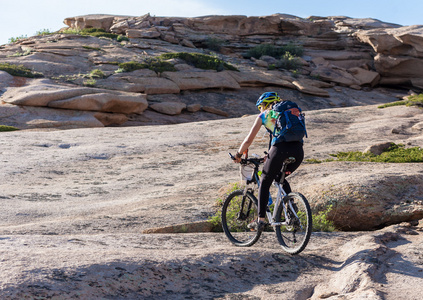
left=244, top=160, right=300, bottom=228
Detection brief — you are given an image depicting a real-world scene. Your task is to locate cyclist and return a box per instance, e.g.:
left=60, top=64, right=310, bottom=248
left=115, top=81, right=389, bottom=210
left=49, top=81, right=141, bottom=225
left=233, top=92, right=304, bottom=231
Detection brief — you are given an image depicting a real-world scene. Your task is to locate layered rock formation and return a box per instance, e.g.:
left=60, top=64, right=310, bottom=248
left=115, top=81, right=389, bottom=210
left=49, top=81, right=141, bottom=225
left=0, top=13, right=422, bottom=129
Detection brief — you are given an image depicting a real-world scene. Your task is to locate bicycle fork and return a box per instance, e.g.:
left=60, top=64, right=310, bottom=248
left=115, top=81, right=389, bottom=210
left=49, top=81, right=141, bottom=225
left=236, top=187, right=254, bottom=221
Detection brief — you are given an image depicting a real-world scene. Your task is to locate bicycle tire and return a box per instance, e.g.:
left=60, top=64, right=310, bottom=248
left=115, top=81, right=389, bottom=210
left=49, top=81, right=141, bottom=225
left=275, top=192, right=312, bottom=255
left=221, top=189, right=262, bottom=247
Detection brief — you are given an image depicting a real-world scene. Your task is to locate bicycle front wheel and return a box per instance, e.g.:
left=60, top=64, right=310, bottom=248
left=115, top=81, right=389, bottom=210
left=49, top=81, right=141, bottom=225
left=275, top=192, right=312, bottom=255
left=221, top=189, right=261, bottom=247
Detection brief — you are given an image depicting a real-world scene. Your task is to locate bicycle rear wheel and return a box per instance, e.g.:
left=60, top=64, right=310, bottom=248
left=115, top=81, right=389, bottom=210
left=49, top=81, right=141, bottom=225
left=275, top=192, right=312, bottom=255
left=221, top=189, right=261, bottom=247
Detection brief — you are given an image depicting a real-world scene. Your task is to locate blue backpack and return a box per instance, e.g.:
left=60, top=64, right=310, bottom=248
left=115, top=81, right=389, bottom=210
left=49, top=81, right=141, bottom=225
left=271, top=100, right=307, bottom=144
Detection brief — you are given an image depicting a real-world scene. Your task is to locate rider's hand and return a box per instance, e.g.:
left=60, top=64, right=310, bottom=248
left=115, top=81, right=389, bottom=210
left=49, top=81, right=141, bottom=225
left=233, top=152, right=242, bottom=163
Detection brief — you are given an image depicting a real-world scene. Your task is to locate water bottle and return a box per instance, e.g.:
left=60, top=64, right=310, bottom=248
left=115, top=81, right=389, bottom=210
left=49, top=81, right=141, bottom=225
left=268, top=194, right=273, bottom=206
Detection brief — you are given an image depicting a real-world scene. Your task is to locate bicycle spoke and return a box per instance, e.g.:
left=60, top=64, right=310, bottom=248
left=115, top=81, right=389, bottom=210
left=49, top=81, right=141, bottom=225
left=275, top=192, right=312, bottom=255
left=221, top=190, right=261, bottom=247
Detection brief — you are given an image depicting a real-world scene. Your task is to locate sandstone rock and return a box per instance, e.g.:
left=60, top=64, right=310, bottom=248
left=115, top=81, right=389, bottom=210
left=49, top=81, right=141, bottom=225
left=355, top=25, right=423, bottom=57
left=63, top=14, right=124, bottom=31
left=93, top=112, right=128, bottom=126
left=142, top=220, right=213, bottom=234
left=253, top=59, right=269, bottom=68
left=374, top=53, right=423, bottom=80
left=292, top=80, right=330, bottom=97
left=1, top=79, right=148, bottom=114
left=310, top=66, right=361, bottom=86
left=364, top=142, right=393, bottom=155
left=48, top=92, right=148, bottom=114
left=227, top=70, right=296, bottom=89
left=0, top=70, right=13, bottom=90
left=103, top=73, right=180, bottom=95
left=126, top=28, right=161, bottom=39
left=162, top=32, right=179, bottom=44
left=259, top=56, right=278, bottom=65
left=308, top=174, right=423, bottom=231
left=174, top=63, right=195, bottom=71
left=186, top=103, right=202, bottom=113
left=180, top=39, right=196, bottom=48
left=202, top=106, right=229, bottom=117
left=162, top=70, right=240, bottom=90
left=0, top=103, right=104, bottom=129
left=348, top=67, right=380, bottom=86
left=411, top=122, right=423, bottom=131
left=149, top=101, right=186, bottom=115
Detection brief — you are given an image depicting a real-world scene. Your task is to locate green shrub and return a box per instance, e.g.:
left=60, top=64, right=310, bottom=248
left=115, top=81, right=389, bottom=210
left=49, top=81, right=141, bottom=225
left=0, top=63, right=43, bottom=78
left=244, top=43, right=303, bottom=59
left=62, top=27, right=125, bottom=41
left=0, top=125, right=19, bottom=132
left=204, top=37, right=225, bottom=52
left=378, top=94, right=423, bottom=109
left=312, top=205, right=336, bottom=232
left=117, top=58, right=177, bottom=74
left=276, top=52, right=301, bottom=71
left=159, top=52, right=238, bottom=71
left=208, top=182, right=243, bottom=231
left=117, top=61, right=144, bottom=72
left=117, top=35, right=129, bottom=42
left=82, top=45, right=102, bottom=51
left=330, top=143, right=423, bottom=163
left=8, top=35, right=28, bottom=44
left=83, top=78, right=96, bottom=87
left=89, top=69, right=106, bottom=78
left=8, top=49, right=33, bottom=57
left=35, top=29, right=53, bottom=36
left=61, top=28, right=81, bottom=35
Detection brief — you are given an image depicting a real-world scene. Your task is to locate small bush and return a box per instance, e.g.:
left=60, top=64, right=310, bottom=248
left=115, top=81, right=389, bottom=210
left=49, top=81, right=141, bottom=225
left=62, top=27, right=126, bottom=41
left=330, top=143, right=423, bottom=163
left=117, top=61, right=144, bottom=72
left=276, top=52, right=301, bottom=71
left=8, top=35, right=28, bottom=44
left=208, top=182, right=243, bottom=230
left=159, top=52, right=238, bottom=71
left=244, top=43, right=303, bottom=59
left=378, top=94, right=423, bottom=109
left=83, top=78, right=96, bottom=87
left=204, top=37, right=225, bottom=52
left=117, top=59, right=177, bottom=74
left=0, top=63, right=43, bottom=78
left=82, top=45, right=102, bottom=51
left=8, top=49, right=33, bottom=57
left=61, top=28, right=81, bottom=35
left=117, top=35, right=129, bottom=42
left=0, top=125, right=19, bottom=132
left=36, top=29, right=53, bottom=36
left=89, top=69, right=106, bottom=78
left=312, top=205, right=336, bottom=232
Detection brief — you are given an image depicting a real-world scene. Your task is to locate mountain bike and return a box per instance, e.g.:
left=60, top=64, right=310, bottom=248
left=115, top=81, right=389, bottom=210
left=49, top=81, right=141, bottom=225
left=221, top=153, right=312, bottom=255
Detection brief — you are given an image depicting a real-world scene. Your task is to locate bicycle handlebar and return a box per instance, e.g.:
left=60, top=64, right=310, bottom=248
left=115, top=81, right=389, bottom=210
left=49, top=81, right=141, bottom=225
left=229, top=153, right=265, bottom=165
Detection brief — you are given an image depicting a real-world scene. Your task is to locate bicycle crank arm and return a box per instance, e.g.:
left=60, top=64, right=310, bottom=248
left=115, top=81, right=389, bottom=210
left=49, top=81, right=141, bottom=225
left=270, top=221, right=289, bottom=226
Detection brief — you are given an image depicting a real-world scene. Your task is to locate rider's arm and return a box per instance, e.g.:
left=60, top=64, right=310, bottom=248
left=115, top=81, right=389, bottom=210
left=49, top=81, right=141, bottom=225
left=235, top=115, right=262, bottom=161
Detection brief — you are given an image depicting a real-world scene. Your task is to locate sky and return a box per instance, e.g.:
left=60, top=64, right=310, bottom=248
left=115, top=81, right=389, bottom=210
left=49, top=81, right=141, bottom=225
left=1, top=0, right=422, bottom=46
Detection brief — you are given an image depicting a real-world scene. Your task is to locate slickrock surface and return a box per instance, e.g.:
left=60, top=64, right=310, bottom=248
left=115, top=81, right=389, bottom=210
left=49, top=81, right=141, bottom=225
left=0, top=103, right=422, bottom=298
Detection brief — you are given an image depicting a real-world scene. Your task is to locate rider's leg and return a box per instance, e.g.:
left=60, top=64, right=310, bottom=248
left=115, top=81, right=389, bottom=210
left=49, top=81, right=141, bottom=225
left=258, top=141, right=304, bottom=221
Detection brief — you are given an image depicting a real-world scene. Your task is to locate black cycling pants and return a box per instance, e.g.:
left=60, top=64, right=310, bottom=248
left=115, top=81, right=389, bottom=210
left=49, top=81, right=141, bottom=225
left=258, top=141, right=304, bottom=218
